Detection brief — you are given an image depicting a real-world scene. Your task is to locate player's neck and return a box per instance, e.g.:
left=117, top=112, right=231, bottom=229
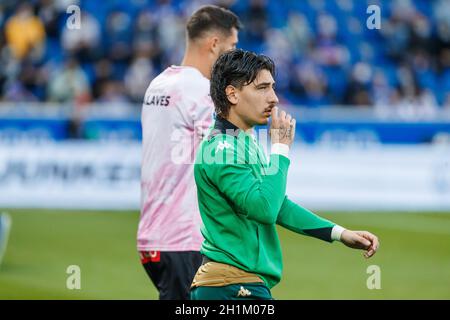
left=226, top=113, right=253, bottom=132
left=181, top=49, right=212, bottom=80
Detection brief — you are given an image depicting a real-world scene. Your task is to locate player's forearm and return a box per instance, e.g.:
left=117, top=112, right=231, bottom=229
left=276, top=198, right=344, bottom=242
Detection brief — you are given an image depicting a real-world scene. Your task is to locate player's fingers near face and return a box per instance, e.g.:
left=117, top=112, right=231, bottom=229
left=291, top=118, right=296, bottom=138
left=285, top=114, right=292, bottom=124
left=280, top=110, right=286, bottom=121
left=271, top=106, right=279, bottom=121
left=270, top=107, right=279, bottom=135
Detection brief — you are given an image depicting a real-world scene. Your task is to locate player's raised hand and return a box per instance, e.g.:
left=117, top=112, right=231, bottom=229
left=269, top=107, right=296, bottom=147
left=340, top=230, right=380, bottom=259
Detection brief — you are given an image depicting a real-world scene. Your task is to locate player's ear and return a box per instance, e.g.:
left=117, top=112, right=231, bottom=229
left=209, top=36, right=220, bottom=55
left=225, top=85, right=238, bottom=105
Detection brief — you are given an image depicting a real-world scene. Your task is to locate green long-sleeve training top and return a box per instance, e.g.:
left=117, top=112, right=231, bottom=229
left=194, top=116, right=337, bottom=289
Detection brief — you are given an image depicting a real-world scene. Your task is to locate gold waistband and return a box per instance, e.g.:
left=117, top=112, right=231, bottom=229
left=191, top=261, right=264, bottom=288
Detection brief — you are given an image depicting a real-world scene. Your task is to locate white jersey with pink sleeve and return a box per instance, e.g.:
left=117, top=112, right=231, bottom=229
left=138, top=65, right=214, bottom=252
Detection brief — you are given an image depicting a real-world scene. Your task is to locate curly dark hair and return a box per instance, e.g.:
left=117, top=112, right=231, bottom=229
left=210, top=49, right=275, bottom=118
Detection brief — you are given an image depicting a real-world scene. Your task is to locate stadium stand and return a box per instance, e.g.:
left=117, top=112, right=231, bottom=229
left=0, top=0, right=449, bottom=110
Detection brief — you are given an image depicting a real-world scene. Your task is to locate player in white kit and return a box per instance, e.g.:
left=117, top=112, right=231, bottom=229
left=138, top=5, right=241, bottom=300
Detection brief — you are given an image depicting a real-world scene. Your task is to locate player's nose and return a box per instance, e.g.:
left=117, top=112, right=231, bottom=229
left=268, top=88, right=279, bottom=105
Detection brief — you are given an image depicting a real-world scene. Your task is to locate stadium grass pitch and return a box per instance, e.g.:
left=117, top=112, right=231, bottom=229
left=0, top=209, right=449, bottom=299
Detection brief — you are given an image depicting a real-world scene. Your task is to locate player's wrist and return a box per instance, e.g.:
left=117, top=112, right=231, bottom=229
left=271, top=143, right=290, bottom=158
left=331, top=225, right=346, bottom=242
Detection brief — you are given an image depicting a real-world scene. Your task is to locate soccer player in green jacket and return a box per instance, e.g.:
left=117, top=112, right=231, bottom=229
left=191, top=49, right=380, bottom=300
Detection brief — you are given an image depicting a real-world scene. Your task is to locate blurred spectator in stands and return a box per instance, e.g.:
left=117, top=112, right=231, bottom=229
left=153, top=0, right=185, bottom=66
left=133, top=9, right=163, bottom=69
left=433, top=0, right=450, bottom=27
left=37, top=0, right=62, bottom=39
left=243, top=0, right=268, bottom=46
left=98, top=81, right=128, bottom=104
left=105, top=8, right=133, bottom=64
left=284, top=12, right=312, bottom=59
left=343, top=62, right=373, bottom=106
left=183, top=0, right=236, bottom=16
left=409, top=14, right=433, bottom=55
left=61, top=11, right=101, bottom=62
left=0, top=17, right=7, bottom=99
left=15, top=59, right=46, bottom=100
left=3, top=80, right=38, bottom=102
left=394, top=86, right=438, bottom=119
left=289, top=61, right=330, bottom=107
left=435, top=20, right=450, bottom=72
left=1, top=56, right=47, bottom=102
left=443, top=93, right=450, bottom=110
left=372, top=70, right=394, bottom=107
left=124, top=54, right=156, bottom=103
left=314, top=13, right=350, bottom=67
left=381, top=6, right=413, bottom=63
left=92, top=58, right=114, bottom=100
left=0, top=4, right=3, bottom=21
left=411, top=50, right=438, bottom=97
left=391, top=0, right=417, bottom=20
left=262, top=29, right=291, bottom=93
left=393, top=65, right=438, bottom=118
left=5, top=3, right=46, bottom=61
left=0, top=0, right=448, bottom=108
left=47, top=57, right=91, bottom=103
